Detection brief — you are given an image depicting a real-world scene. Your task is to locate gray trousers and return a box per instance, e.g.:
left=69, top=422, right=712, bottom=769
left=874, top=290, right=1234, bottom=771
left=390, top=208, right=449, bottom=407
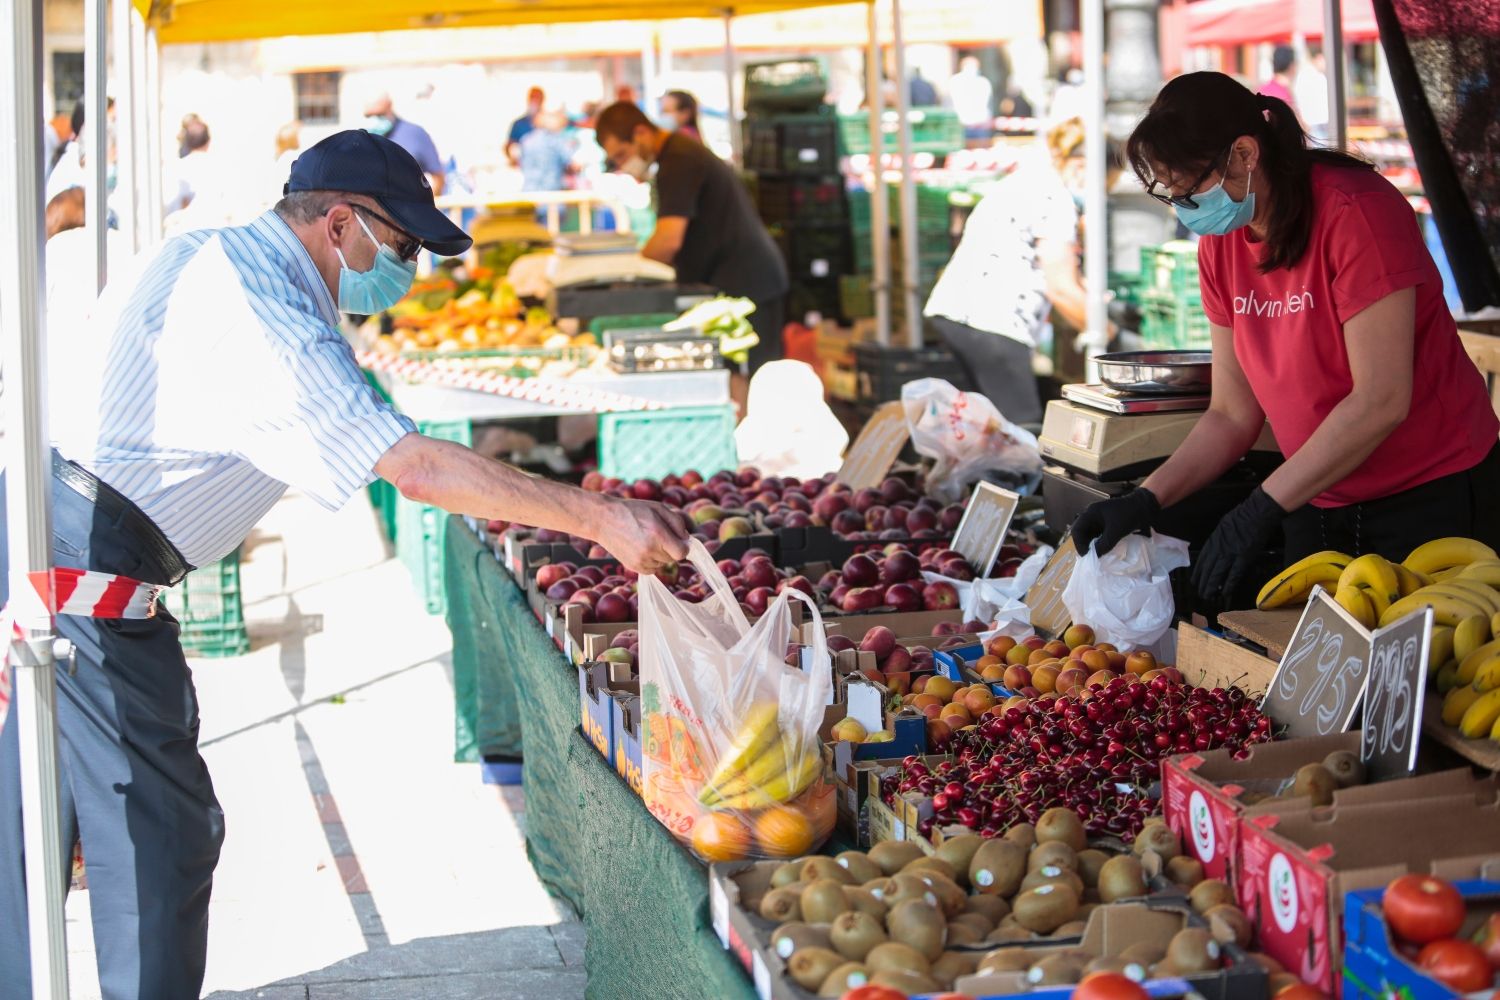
left=0, top=460, right=224, bottom=1000
left=927, top=314, right=1043, bottom=425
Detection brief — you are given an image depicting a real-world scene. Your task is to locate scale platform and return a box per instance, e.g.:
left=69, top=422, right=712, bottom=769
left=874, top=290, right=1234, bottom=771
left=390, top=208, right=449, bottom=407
left=1061, top=382, right=1211, bottom=414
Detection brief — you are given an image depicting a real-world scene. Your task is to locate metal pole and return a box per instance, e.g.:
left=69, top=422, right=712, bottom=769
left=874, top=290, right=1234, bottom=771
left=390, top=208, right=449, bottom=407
left=721, top=12, right=740, bottom=166
left=112, top=0, right=137, bottom=251
left=130, top=8, right=150, bottom=246
left=866, top=0, right=890, bottom=346
left=84, top=0, right=108, bottom=293
left=888, top=0, right=921, bottom=347
left=1322, top=0, right=1347, bottom=149
left=1, top=0, right=70, bottom=995
left=1082, top=0, right=1109, bottom=377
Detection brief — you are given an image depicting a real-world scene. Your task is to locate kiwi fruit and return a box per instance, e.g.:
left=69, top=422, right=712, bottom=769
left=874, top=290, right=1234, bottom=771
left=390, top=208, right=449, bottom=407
left=902, top=856, right=959, bottom=883
left=930, top=950, right=980, bottom=987
left=803, top=856, right=856, bottom=885
left=987, top=925, right=1036, bottom=943
left=1119, top=942, right=1166, bottom=965
left=842, top=886, right=889, bottom=920
left=835, top=851, right=884, bottom=885
left=830, top=910, right=888, bottom=961
left=817, top=963, right=871, bottom=998
left=759, top=888, right=802, bottom=923
left=1190, top=878, right=1235, bottom=914
left=868, top=840, right=926, bottom=876
left=979, top=947, right=1034, bottom=973
left=801, top=879, right=853, bottom=924
left=1021, top=866, right=1086, bottom=897
left=1097, top=854, right=1148, bottom=903
left=933, top=834, right=986, bottom=883
left=1013, top=882, right=1082, bottom=933
left=998, top=913, right=1023, bottom=930
left=1322, top=749, right=1366, bottom=787
left=969, top=838, right=1027, bottom=896
left=871, top=969, right=942, bottom=994
left=947, top=912, right=995, bottom=937
left=1206, top=903, right=1253, bottom=948
left=1132, top=822, right=1182, bottom=860
left=1075, top=848, right=1110, bottom=887
left=887, top=899, right=947, bottom=961
left=770, top=862, right=803, bottom=889
left=1035, top=807, right=1088, bottom=851
left=1167, top=927, right=1222, bottom=974
left=917, top=873, right=968, bottom=918
left=965, top=894, right=1010, bottom=923
left=876, top=873, right=937, bottom=909
left=1029, top=840, right=1080, bottom=872
left=864, top=940, right=932, bottom=975
left=1027, top=953, right=1085, bottom=986
left=1003, top=821, right=1038, bottom=849
left=1085, top=956, right=1146, bottom=979
left=1052, top=919, right=1090, bottom=937
left=945, top=922, right=984, bottom=947
left=1166, top=855, right=1206, bottom=887
left=787, top=947, right=845, bottom=990
left=770, top=921, right=832, bottom=960
left=1291, top=762, right=1338, bottom=806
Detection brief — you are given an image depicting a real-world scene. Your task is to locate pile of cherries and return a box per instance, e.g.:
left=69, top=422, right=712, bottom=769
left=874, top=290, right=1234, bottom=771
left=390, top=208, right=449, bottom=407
left=882, top=674, right=1275, bottom=840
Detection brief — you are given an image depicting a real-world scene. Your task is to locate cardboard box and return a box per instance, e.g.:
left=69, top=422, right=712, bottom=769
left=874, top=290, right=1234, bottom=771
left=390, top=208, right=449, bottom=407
left=576, top=661, right=638, bottom=767
left=610, top=691, right=644, bottom=796
left=708, top=860, right=786, bottom=998
left=1238, top=793, right=1500, bottom=996
left=1343, top=879, right=1500, bottom=1000
left=1176, top=621, right=1280, bottom=698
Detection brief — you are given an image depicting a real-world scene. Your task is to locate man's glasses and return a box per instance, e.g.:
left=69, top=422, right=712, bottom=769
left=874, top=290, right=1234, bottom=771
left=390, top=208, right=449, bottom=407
left=1145, top=148, right=1231, bottom=209
left=349, top=203, right=421, bottom=262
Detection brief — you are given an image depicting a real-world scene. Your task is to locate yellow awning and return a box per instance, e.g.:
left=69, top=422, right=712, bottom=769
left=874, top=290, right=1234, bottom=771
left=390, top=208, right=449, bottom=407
left=137, top=0, right=843, bottom=45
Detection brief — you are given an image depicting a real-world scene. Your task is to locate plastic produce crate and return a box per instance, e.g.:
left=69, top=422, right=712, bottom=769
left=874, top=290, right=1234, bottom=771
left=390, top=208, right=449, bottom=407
left=787, top=277, right=842, bottom=322
left=753, top=174, right=846, bottom=225
left=743, top=58, right=827, bottom=112
left=597, top=405, right=737, bottom=482
left=588, top=312, right=679, bottom=343
left=837, top=107, right=965, bottom=156
left=836, top=273, right=936, bottom=321
left=848, top=186, right=955, bottom=234
left=395, top=419, right=471, bottom=615
left=853, top=341, right=972, bottom=404
left=162, top=548, right=249, bottom=658
left=853, top=239, right=950, bottom=278
left=771, top=223, right=851, bottom=282
left=1140, top=292, right=1211, bottom=349
left=1140, top=241, right=1200, bottom=297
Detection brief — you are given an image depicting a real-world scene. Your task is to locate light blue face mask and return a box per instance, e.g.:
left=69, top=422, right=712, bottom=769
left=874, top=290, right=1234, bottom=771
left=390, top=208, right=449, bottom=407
left=336, top=212, right=417, bottom=315
left=363, top=115, right=394, bottom=137
left=1174, top=165, right=1255, bottom=236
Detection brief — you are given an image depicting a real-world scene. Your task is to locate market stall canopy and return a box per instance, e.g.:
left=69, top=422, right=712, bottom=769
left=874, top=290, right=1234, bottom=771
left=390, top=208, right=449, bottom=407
left=135, top=0, right=847, bottom=44
left=1184, top=0, right=1379, bottom=46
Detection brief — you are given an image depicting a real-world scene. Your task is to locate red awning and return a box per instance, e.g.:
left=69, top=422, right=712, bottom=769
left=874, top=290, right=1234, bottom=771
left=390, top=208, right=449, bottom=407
left=1185, top=0, right=1379, bottom=47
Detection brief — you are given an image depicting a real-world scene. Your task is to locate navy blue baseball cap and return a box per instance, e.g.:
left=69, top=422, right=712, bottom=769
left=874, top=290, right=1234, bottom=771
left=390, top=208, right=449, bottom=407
left=285, top=130, right=472, bottom=256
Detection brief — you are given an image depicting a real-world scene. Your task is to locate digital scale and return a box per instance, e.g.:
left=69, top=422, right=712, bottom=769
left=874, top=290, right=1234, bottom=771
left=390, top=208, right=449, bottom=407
left=541, top=233, right=716, bottom=323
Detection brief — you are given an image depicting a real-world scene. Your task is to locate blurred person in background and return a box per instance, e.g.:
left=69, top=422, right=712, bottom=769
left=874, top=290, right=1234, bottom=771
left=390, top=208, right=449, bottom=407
left=1259, top=45, right=1298, bottom=114
left=164, top=117, right=232, bottom=227
left=948, top=56, right=994, bottom=141
left=520, top=107, right=577, bottom=195
left=365, top=91, right=444, bottom=194
left=999, top=83, right=1034, bottom=120
left=270, top=120, right=303, bottom=205
left=1295, top=48, right=1331, bottom=139
left=909, top=67, right=938, bottom=107
left=43, top=104, right=75, bottom=172
left=923, top=118, right=1120, bottom=425
left=659, top=90, right=701, bottom=140
left=46, top=100, right=89, bottom=194
left=507, top=86, right=545, bottom=165
left=176, top=112, right=203, bottom=158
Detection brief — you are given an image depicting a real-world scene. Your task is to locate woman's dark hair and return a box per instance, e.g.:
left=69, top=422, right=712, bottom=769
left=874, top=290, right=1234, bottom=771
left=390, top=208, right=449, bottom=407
left=1126, top=71, right=1370, bottom=273
left=663, top=90, right=699, bottom=128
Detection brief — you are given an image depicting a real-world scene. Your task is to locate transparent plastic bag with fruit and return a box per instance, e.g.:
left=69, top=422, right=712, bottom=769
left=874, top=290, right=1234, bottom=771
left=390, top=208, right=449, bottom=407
left=638, top=539, right=837, bottom=862
left=1062, top=531, right=1190, bottom=655
left=901, top=377, right=1043, bottom=505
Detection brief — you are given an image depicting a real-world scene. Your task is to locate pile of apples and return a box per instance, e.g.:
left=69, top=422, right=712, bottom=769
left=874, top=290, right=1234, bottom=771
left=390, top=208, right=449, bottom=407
left=817, top=546, right=977, bottom=614
left=533, top=551, right=812, bottom=624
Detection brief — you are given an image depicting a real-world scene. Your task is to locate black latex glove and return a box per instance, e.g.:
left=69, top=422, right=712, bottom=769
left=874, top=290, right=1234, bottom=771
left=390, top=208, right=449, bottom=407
left=1070, top=488, right=1161, bottom=557
left=1191, top=486, right=1287, bottom=603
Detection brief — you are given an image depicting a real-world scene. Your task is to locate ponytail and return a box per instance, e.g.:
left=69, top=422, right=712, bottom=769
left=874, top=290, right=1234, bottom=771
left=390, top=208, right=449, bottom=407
left=1128, top=72, right=1371, bottom=273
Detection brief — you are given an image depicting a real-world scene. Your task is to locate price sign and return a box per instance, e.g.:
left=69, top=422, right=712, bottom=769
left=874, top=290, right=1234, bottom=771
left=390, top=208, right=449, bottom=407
left=837, top=401, right=910, bottom=490
left=952, top=482, right=1021, bottom=577
left=1262, top=587, right=1372, bottom=739
left=1024, top=537, right=1077, bottom=638
left=1360, top=606, right=1431, bottom=781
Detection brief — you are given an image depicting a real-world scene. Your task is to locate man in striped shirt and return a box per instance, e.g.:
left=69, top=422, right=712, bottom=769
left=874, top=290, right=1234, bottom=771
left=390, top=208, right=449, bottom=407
left=2, top=130, right=688, bottom=999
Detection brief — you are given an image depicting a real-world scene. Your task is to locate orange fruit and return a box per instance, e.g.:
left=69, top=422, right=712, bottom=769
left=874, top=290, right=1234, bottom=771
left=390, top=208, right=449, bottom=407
left=754, top=805, right=817, bottom=858
left=691, top=811, right=753, bottom=862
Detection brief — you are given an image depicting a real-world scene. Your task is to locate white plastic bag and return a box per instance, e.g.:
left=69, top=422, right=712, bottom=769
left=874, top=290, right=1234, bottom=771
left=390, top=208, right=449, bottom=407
left=638, top=539, right=836, bottom=861
left=734, top=361, right=850, bottom=479
left=901, top=378, right=1043, bottom=504
left=1060, top=532, right=1191, bottom=655
left=920, top=545, right=1053, bottom=626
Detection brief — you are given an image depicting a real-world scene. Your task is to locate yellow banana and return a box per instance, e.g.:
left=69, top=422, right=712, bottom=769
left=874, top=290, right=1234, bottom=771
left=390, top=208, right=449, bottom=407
left=1435, top=660, right=1459, bottom=694
left=1458, top=688, right=1500, bottom=739
left=1428, top=626, right=1455, bottom=671
left=1393, top=563, right=1430, bottom=597
left=1405, top=537, right=1500, bottom=576
left=1334, top=584, right=1377, bottom=629
left=1440, top=579, right=1500, bottom=616
left=1474, top=656, right=1500, bottom=694
left=1257, top=551, right=1353, bottom=609
left=1491, top=714, right=1500, bottom=741
left=1432, top=566, right=1466, bottom=582
left=1458, top=639, right=1500, bottom=684
left=1380, top=589, right=1491, bottom=628
left=1418, top=585, right=1497, bottom=622
left=1454, top=615, right=1492, bottom=664
left=712, top=749, right=822, bottom=810
left=1338, top=555, right=1400, bottom=619
left=1443, top=683, right=1483, bottom=726
left=1457, top=561, right=1500, bottom=588
left=701, top=737, right=791, bottom=805
left=1494, top=611, right=1500, bottom=639
left=698, top=703, right=781, bottom=802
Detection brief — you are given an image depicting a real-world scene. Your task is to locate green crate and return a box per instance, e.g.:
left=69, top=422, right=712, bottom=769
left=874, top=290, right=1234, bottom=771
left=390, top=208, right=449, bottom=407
left=1108, top=270, right=1145, bottom=309
left=1140, top=242, right=1200, bottom=298
left=362, top=370, right=399, bottom=543
left=836, top=108, right=965, bottom=156
left=853, top=239, right=950, bottom=277
left=1140, top=293, right=1211, bottom=349
left=396, top=419, right=472, bottom=615
left=848, top=187, right=954, bottom=233
left=588, top=313, right=679, bottom=344
left=598, top=405, right=738, bottom=482
left=837, top=273, right=936, bottom=320
left=744, top=58, right=828, bottom=112
left=162, top=548, right=249, bottom=658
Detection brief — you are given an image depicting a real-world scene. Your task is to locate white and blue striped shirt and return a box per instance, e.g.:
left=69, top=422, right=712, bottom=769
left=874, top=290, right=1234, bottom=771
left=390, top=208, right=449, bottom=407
left=51, top=210, right=416, bottom=569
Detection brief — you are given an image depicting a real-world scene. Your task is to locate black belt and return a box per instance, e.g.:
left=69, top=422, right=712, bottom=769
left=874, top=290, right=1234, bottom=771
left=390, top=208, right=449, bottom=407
left=51, top=453, right=193, bottom=586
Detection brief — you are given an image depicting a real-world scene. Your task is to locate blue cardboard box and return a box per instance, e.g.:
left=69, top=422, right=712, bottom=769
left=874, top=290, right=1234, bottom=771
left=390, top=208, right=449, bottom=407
left=610, top=690, right=644, bottom=796
left=1344, top=880, right=1500, bottom=1000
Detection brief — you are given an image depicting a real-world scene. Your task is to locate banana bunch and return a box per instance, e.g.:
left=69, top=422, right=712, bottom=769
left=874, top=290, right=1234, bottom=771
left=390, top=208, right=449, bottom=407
left=697, top=702, right=822, bottom=811
left=1257, top=550, right=1355, bottom=609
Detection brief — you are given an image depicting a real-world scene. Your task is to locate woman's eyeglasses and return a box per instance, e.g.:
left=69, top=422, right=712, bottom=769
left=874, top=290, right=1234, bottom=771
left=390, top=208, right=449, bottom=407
left=1146, top=149, right=1230, bottom=209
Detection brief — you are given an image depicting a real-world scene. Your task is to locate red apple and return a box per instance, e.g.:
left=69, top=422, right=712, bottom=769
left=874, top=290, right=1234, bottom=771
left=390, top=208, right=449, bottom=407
left=905, top=506, right=938, bottom=534
left=829, top=584, right=851, bottom=607
left=859, top=625, right=897, bottom=661
left=812, top=492, right=850, bottom=521
left=880, top=476, right=912, bottom=504
left=882, top=505, right=910, bottom=532
left=535, top=564, right=569, bottom=590
left=580, top=471, right=605, bottom=492
left=883, top=646, right=913, bottom=672
left=864, top=505, right=889, bottom=532
left=779, top=575, right=816, bottom=599
left=881, top=550, right=922, bottom=585
left=595, top=593, right=631, bottom=623
left=851, top=488, right=882, bottom=514
left=827, top=634, right=857, bottom=653
left=744, top=587, right=774, bottom=615
left=841, top=554, right=880, bottom=588
left=544, top=579, right=579, bottom=602
left=883, top=583, right=923, bottom=612
left=817, top=569, right=842, bottom=592
left=932, top=621, right=960, bottom=637
left=831, top=510, right=864, bottom=536
left=922, top=581, right=960, bottom=611
left=742, top=558, right=778, bottom=590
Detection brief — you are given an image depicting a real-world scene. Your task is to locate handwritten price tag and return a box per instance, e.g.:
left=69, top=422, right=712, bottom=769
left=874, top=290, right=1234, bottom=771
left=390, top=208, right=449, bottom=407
left=952, top=482, right=1020, bottom=577
left=837, top=401, right=910, bottom=491
left=1262, top=587, right=1372, bottom=738
left=1360, top=606, right=1431, bottom=780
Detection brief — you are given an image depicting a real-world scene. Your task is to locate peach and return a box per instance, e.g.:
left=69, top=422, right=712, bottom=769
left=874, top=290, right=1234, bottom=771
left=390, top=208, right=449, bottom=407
left=1064, top=657, right=1090, bottom=674
left=912, top=674, right=929, bottom=694
left=976, top=654, right=1004, bottom=671
left=1003, top=664, right=1032, bottom=690
left=940, top=704, right=973, bottom=726
left=980, top=663, right=1007, bottom=683
left=924, top=676, right=958, bottom=700
left=1043, top=639, right=1070, bottom=659
left=921, top=702, right=943, bottom=719
left=1028, top=647, right=1054, bottom=666
left=963, top=690, right=995, bottom=715
left=1085, top=669, right=1115, bottom=689
left=1095, top=642, right=1118, bottom=653
left=1055, top=667, right=1089, bottom=695
left=1080, top=649, right=1110, bottom=672
left=1002, top=695, right=1029, bottom=712
left=1125, top=651, right=1157, bottom=676
left=1032, top=665, right=1060, bottom=694
left=912, top=693, right=943, bottom=711
left=1005, top=644, right=1033, bottom=666
left=1105, top=651, right=1128, bottom=671
left=1021, top=635, right=1046, bottom=650
left=986, top=635, right=1017, bottom=658
left=1062, top=624, right=1096, bottom=648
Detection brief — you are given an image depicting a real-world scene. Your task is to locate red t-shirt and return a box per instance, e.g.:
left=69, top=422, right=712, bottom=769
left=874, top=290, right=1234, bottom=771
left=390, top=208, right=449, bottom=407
left=1198, top=163, right=1498, bottom=507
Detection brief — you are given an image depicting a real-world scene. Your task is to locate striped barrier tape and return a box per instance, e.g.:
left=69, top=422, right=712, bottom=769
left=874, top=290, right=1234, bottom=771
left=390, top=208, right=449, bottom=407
left=355, top=351, right=664, bottom=413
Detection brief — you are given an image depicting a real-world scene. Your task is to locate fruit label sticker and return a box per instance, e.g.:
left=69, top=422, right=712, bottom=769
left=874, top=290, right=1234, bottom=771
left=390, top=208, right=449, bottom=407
left=1360, top=605, right=1431, bottom=780
left=951, top=482, right=1020, bottom=577
left=1262, top=587, right=1371, bottom=739
left=837, top=401, right=910, bottom=491
left=1267, top=852, right=1298, bottom=933
left=1188, top=789, right=1216, bottom=862
left=1024, top=537, right=1077, bottom=638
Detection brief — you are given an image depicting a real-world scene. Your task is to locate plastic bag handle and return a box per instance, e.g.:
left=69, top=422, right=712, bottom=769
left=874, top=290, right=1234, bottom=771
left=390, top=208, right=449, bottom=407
left=682, top=537, right=752, bottom=634
left=778, top=587, right=833, bottom=706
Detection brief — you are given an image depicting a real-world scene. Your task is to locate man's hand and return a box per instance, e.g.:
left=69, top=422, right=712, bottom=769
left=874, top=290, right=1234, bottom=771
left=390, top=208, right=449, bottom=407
left=597, top=498, right=691, bottom=577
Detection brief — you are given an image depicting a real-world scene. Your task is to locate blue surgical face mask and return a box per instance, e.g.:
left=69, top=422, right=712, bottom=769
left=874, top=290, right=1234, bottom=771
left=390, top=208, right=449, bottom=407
left=336, top=212, right=417, bottom=315
left=364, top=115, right=394, bottom=136
left=1174, top=165, right=1255, bottom=236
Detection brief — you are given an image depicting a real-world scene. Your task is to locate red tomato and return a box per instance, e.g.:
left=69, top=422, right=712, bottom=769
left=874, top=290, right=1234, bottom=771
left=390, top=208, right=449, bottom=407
left=1383, top=874, right=1466, bottom=944
left=1474, top=911, right=1500, bottom=969
left=1073, top=972, right=1149, bottom=1000
left=1417, top=939, right=1494, bottom=993
left=840, top=988, right=908, bottom=1000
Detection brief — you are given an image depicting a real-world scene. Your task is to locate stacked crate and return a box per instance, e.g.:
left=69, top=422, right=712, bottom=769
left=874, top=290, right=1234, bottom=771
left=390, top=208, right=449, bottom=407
left=1138, top=242, right=1210, bottom=349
